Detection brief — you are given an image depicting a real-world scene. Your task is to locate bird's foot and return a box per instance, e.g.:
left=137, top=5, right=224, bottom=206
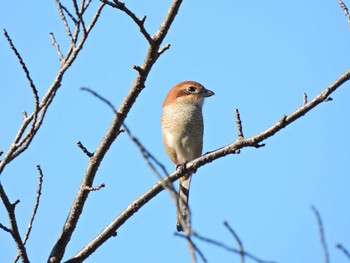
left=176, top=163, right=187, bottom=173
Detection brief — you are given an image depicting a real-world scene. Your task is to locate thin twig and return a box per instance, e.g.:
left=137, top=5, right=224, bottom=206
left=224, top=221, right=245, bottom=263
left=336, top=243, right=350, bottom=260
left=0, top=183, right=29, bottom=263
left=311, top=206, right=330, bottom=263
left=77, top=141, right=94, bottom=158
left=192, top=231, right=276, bottom=263
left=338, top=0, right=350, bottom=28
left=3, top=29, right=40, bottom=145
left=303, top=92, right=308, bottom=105
left=50, top=32, right=64, bottom=62
left=234, top=109, right=244, bottom=139
left=83, top=183, right=105, bottom=191
left=102, top=0, right=152, bottom=43
left=0, top=222, right=12, bottom=233
left=13, top=165, right=44, bottom=263
left=55, top=0, right=75, bottom=44
left=174, top=232, right=207, bottom=263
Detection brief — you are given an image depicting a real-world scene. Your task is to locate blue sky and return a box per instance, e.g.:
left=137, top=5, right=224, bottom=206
left=1, top=1, right=350, bottom=262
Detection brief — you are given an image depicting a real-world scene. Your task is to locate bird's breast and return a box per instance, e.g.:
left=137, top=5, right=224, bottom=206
left=161, top=102, right=204, bottom=164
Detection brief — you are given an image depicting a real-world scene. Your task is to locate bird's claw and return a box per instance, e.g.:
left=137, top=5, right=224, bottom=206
left=176, top=163, right=187, bottom=173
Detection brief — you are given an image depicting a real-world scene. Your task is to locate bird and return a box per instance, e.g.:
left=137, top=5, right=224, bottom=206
left=161, top=81, right=214, bottom=232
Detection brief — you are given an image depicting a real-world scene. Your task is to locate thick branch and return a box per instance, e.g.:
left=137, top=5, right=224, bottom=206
left=49, top=1, right=183, bottom=262
left=66, top=69, right=349, bottom=262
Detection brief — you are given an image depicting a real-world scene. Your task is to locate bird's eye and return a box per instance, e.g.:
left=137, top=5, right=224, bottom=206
left=187, top=86, right=196, bottom=93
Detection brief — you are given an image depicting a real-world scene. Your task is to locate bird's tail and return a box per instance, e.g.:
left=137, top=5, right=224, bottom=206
left=176, top=173, right=192, bottom=232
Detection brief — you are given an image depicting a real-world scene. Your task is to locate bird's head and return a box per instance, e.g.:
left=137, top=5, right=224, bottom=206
left=162, top=81, right=215, bottom=108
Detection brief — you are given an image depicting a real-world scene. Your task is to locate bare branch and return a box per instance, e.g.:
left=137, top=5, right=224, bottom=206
left=65, top=68, right=350, bottom=262
left=3, top=29, right=40, bottom=146
left=0, top=2, right=105, bottom=176
left=13, top=165, right=44, bottom=263
left=3, top=30, right=39, bottom=109
left=80, top=87, right=117, bottom=113
left=338, top=0, right=350, bottom=28
left=83, top=183, right=105, bottom=191
left=50, top=32, right=64, bottom=62
left=77, top=141, right=94, bottom=158
left=311, top=206, right=330, bottom=263
left=336, top=243, right=350, bottom=260
left=24, top=165, right=44, bottom=244
left=49, top=2, right=182, bottom=262
left=102, top=0, right=152, bottom=43
left=80, top=87, right=170, bottom=175
left=192, top=230, right=276, bottom=263
left=55, top=0, right=75, bottom=44
left=0, top=222, right=12, bottom=234
left=303, top=92, right=308, bottom=105
left=224, top=221, right=245, bottom=263
left=234, top=109, right=244, bottom=139
left=0, top=183, right=29, bottom=263
left=174, top=232, right=207, bottom=263
left=158, top=43, right=171, bottom=55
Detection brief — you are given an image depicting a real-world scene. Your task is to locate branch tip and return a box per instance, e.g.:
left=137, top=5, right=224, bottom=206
left=302, top=92, right=308, bottom=105
left=140, top=15, right=146, bottom=23
left=77, top=141, right=94, bottom=158
left=12, top=199, right=20, bottom=207
left=84, top=183, right=105, bottom=191
left=254, top=143, right=266, bottom=148
left=132, top=65, right=143, bottom=73
left=234, top=109, right=244, bottom=138
left=158, top=43, right=171, bottom=55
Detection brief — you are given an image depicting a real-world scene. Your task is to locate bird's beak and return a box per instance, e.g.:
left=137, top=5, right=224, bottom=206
left=203, top=89, right=215, bottom=97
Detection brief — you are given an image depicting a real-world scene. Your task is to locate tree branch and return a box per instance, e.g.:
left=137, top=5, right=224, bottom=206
left=13, top=165, right=44, bottom=263
left=174, top=232, right=207, bottom=263
left=336, top=243, right=350, bottom=260
left=102, top=0, right=152, bottom=43
left=48, top=1, right=183, bottom=262
left=224, top=221, right=245, bottom=263
left=0, top=2, right=105, bottom=176
left=64, top=68, right=349, bottom=262
left=192, top=230, right=275, bottom=263
left=311, top=206, right=330, bottom=263
left=0, top=183, right=29, bottom=263
left=338, top=0, right=350, bottom=28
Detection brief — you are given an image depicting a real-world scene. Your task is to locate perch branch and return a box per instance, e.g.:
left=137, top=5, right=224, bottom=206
left=66, top=68, right=349, bottom=262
